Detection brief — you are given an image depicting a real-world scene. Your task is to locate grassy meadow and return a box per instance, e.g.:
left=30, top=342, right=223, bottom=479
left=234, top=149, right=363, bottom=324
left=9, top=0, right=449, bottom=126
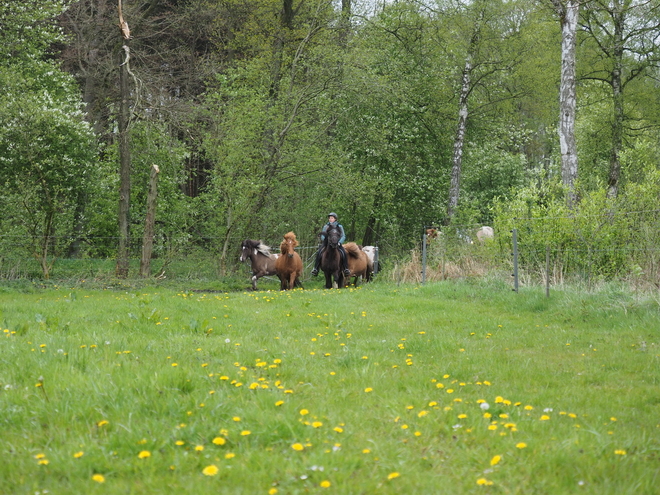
left=1, top=279, right=659, bottom=494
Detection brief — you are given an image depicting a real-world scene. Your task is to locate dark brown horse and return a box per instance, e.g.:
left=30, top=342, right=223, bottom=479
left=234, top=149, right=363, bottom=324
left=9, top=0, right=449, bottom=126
left=275, top=232, right=303, bottom=290
left=239, top=239, right=279, bottom=290
left=319, top=224, right=347, bottom=289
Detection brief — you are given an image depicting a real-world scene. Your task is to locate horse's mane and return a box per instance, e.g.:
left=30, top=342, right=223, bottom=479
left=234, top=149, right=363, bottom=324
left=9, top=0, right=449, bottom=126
left=245, top=239, right=273, bottom=257
left=255, top=242, right=274, bottom=257
left=282, top=231, right=299, bottom=247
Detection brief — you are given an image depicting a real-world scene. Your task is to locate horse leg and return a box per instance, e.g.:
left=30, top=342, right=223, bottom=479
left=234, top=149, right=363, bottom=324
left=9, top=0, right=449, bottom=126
left=325, top=271, right=333, bottom=289
left=251, top=274, right=258, bottom=291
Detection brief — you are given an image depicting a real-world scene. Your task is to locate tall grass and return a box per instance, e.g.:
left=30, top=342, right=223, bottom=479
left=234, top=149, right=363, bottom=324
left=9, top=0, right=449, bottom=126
left=1, top=281, right=659, bottom=494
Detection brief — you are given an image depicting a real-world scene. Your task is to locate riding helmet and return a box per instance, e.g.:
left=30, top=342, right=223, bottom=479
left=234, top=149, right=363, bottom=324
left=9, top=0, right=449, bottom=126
left=328, top=212, right=338, bottom=219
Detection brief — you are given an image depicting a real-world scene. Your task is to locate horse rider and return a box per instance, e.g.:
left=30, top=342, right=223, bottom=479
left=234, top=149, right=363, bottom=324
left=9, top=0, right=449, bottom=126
left=311, top=212, right=351, bottom=278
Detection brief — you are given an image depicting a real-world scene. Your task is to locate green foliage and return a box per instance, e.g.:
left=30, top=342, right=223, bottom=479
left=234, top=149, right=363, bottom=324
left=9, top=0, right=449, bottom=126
left=0, top=0, right=70, bottom=63
left=0, top=61, right=97, bottom=277
left=492, top=177, right=660, bottom=283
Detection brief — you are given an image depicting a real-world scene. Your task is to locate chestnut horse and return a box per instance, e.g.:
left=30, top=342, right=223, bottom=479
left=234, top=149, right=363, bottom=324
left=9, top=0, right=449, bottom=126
left=239, top=239, right=279, bottom=290
left=344, top=242, right=370, bottom=286
left=275, top=232, right=303, bottom=290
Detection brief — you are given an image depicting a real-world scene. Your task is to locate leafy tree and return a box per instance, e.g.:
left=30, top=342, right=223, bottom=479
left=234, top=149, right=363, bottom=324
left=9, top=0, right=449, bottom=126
left=580, top=0, right=660, bottom=198
left=0, top=1, right=97, bottom=277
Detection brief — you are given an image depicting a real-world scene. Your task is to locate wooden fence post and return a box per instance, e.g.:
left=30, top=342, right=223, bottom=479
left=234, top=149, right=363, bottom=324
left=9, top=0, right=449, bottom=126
left=140, top=164, right=160, bottom=278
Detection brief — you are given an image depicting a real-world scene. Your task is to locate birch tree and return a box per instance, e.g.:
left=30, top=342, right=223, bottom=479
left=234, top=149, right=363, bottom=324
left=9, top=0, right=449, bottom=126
left=550, top=0, right=581, bottom=205
left=445, top=0, right=527, bottom=223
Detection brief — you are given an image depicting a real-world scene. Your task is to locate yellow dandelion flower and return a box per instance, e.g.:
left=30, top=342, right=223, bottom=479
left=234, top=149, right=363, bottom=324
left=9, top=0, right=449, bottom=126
left=34, top=453, right=46, bottom=459
left=614, top=449, right=626, bottom=455
left=38, top=459, right=49, bottom=465
left=300, top=409, right=309, bottom=416
left=202, top=465, right=219, bottom=476
left=418, top=410, right=429, bottom=418
left=138, top=450, right=151, bottom=459
left=268, top=489, right=278, bottom=495
left=334, top=427, right=343, bottom=433
left=212, top=437, right=226, bottom=445
left=241, top=430, right=251, bottom=436
left=320, top=480, right=331, bottom=488
left=476, top=478, right=493, bottom=486
left=175, top=440, right=185, bottom=446
left=73, top=451, right=84, bottom=458
left=364, top=388, right=373, bottom=393
left=516, top=442, right=527, bottom=449
left=540, top=415, right=550, bottom=421
left=225, top=452, right=236, bottom=459
left=97, top=420, right=109, bottom=427
left=490, top=455, right=502, bottom=466
left=195, top=445, right=204, bottom=452
left=275, top=400, right=284, bottom=406
left=92, top=474, right=106, bottom=483
left=232, top=416, right=241, bottom=422
left=387, top=472, right=401, bottom=480
left=457, top=414, right=467, bottom=419
left=312, top=422, right=323, bottom=428
left=292, top=443, right=304, bottom=451
left=524, top=405, right=534, bottom=411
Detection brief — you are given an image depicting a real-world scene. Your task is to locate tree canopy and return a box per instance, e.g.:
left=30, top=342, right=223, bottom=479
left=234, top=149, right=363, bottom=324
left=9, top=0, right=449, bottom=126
left=1, top=0, right=660, bottom=277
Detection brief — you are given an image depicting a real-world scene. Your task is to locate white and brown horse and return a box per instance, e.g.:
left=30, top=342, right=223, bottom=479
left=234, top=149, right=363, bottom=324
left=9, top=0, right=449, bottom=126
left=239, top=239, right=279, bottom=290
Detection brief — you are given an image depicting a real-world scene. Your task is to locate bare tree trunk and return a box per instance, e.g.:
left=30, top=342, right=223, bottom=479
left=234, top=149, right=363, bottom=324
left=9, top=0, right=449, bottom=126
left=446, top=57, right=471, bottom=224
left=552, top=0, right=580, bottom=206
left=116, top=0, right=132, bottom=277
left=607, top=3, right=624, bottom=199
left=446, top=6, right=483, bottom=227
left=140, top=165, right=160, bottom=278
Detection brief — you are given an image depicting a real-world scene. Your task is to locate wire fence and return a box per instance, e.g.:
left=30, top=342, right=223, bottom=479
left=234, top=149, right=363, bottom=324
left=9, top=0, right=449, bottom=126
left=2, top=209, right=660, bottom=291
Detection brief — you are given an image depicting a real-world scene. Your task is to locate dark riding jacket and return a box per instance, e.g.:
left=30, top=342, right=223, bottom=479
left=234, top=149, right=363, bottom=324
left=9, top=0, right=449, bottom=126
left=320, top=220, right=346, bottom=245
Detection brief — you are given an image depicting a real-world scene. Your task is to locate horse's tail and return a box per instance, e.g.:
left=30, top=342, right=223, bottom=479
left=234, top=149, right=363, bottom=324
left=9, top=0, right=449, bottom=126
left=343, top=242, right=361, bottom=258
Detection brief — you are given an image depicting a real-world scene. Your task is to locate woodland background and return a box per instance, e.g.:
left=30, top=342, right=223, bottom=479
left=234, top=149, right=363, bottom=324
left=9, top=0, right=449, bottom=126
left=1, top=0, right=660, bottom=285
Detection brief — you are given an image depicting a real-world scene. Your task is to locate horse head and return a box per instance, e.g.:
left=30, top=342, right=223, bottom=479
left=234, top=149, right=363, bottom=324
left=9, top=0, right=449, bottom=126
left=280, top=232, right=299, bottom=258
left=324, top=225, right=342, bottom=249
left=239, top=240, right=254, bottom=262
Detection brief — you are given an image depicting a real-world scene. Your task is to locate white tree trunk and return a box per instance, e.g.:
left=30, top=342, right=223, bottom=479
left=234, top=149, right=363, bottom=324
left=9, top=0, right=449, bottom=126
left=446, top=57, right=471, bottom=223
left=553, top=0, right=579, bottom=204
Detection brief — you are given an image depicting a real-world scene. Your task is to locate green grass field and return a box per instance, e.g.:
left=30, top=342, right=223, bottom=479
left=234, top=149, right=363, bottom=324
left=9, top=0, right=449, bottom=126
left=1, top=279, right=659, bottom=494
